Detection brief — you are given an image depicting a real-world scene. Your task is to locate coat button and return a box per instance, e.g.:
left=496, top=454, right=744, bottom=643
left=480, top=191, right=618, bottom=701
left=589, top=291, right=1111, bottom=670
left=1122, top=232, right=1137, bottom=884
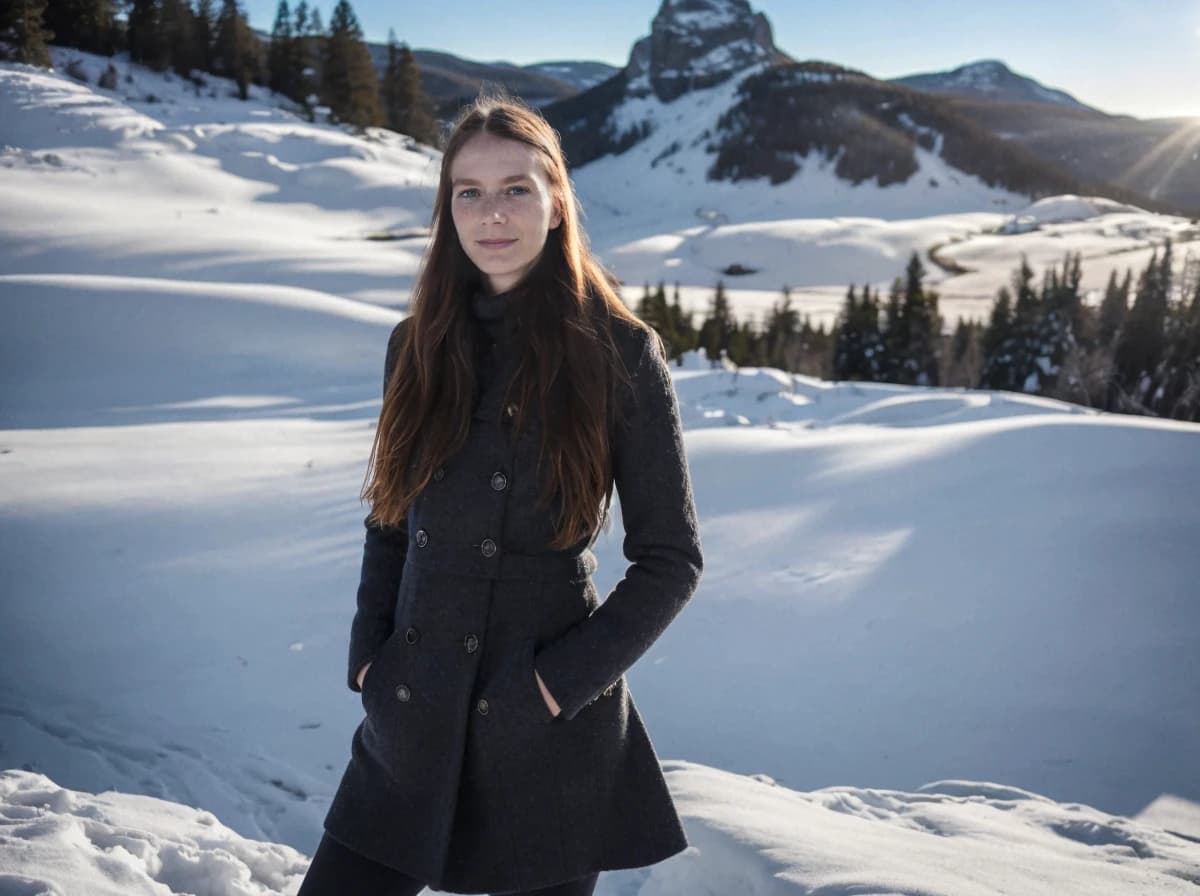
left=504, top=402, right=517, bottom=418
left=476, top=698, right=489, bottom=715
left=464, top=633, right=479, bottom=653
left=490, top=471, right=508, bottom=491
left=405, top=626, right=420, bottom=645
left=480, top=538, right=497, bottom=558
left=415, top=529, right=428, bottom=547
left=395, top=684, right=411, bottom=702
left=433, top=467, right=445, bottom=481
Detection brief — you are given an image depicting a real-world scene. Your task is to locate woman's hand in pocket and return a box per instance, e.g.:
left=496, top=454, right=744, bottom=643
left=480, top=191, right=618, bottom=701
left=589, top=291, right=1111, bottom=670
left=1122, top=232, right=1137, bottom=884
left=535, top=669, right=560, bottom=718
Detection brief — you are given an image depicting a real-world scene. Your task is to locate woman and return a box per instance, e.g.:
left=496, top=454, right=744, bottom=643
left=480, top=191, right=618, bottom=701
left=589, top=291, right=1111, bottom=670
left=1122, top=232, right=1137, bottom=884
left=300, top=95, right=704, bottom=896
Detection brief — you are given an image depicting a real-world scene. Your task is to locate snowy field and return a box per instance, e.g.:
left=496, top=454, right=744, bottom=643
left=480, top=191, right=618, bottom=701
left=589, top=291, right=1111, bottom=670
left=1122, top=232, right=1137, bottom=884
left=2, top=50, right=1200, bottom=894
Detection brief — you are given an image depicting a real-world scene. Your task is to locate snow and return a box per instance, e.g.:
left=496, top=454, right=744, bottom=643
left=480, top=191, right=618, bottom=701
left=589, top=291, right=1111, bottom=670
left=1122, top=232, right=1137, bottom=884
left=2, top=47, right=1200, bottom=895
left=5, top=766, right=1200, bottom=896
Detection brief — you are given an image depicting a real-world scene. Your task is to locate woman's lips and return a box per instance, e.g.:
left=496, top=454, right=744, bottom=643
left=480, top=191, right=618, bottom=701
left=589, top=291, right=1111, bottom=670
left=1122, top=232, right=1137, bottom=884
left=478, top=239, right=516, bottom=249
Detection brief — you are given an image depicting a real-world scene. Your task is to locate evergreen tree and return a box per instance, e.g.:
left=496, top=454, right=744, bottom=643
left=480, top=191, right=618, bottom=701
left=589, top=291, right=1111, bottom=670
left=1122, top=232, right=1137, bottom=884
left=190, top=0, right=215, bottom=70
left=765, top=286, right=801, bottom=372
left=943, top=317, right=983, bottom=388
left=832, top=284, right=863, bottom=380
left=1026, top=251, right=1082, bottom=395
left=127, top=0, right=168, bottom=70
left=979, top=286, right=1016, bottom=390
left=1097, top=268, right=1131, bottom=348
left=727, top=318, right=754, bottom=366
left=667, top=282, right=695, bottom=361
left=0, top=0, right=53, bottom=65
left=42, top=0, right=115, bottom=55
left=213, top=0, right=250, bottom=95
left=322, top=0, right=381, bottom=128
left=698, top=280, right=734, bottom=365
left=267, top=0, right=295, bottom=96
left=288, top=0, right=319, bottom=107
left=1004, top=255, right=1042, bottom=391
left=1152, top=254, right=1200, bottom=419
left=162, top=0, right=197, bottom=77
left=897, top=251, right=941, bottom=386
left=881, top=276, right=904, bottom=381
left=380, top=32, right=436, bottom=143
left=1114, top=244, right=1170, bottom=408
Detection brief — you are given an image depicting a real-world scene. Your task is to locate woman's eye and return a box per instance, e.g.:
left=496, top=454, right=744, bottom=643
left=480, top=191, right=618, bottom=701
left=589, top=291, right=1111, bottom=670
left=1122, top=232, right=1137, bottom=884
left=507, top=185, right=530, bottom=195
left=457, top=188, right=479, bottom=199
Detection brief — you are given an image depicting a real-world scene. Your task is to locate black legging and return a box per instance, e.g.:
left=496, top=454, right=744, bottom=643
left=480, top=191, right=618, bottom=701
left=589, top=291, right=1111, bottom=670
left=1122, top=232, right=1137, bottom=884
left=297, top=833, right=600, bottom=896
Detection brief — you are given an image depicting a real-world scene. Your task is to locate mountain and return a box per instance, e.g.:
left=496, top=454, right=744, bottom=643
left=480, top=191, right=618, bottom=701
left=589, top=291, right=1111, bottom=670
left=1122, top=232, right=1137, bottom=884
left=544, top=0, right=1176, bottom=216
left=624, top=0, right=791, bottom=102
left=893, top=59, right=1091, bottom=110
left=928, top=99, right=1200, bottom=216
left=521, top=61, right=619, bottom=92
left=891, top=61, right=1200, bottom=214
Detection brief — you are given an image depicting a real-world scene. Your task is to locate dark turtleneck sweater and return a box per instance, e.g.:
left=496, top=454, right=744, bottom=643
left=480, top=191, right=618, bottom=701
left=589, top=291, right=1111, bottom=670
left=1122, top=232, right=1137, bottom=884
left=470, top=286, right=511, bottom=343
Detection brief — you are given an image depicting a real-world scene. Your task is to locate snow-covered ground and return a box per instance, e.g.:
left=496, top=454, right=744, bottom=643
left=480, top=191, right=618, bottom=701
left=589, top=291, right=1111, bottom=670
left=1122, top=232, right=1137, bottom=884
left=3, top=49, right=1200, bottom=894
left=5, top=767, right=1200, bottom=896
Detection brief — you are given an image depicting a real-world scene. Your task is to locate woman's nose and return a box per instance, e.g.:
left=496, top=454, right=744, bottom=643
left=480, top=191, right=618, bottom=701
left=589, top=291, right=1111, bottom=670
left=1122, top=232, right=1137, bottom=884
left=480, top=194, right=506, bottom=222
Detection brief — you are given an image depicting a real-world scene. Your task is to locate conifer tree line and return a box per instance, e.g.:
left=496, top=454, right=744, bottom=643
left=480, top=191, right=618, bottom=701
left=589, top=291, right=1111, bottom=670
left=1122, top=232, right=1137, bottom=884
left=640, top=242, right=1200, bottom=422
left=0, top=0, right=437, bottom=139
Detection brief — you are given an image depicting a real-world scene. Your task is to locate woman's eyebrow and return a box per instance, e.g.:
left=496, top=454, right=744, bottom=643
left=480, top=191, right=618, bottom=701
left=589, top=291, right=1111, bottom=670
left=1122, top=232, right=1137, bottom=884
left=451, top=174, right=535, bottom=186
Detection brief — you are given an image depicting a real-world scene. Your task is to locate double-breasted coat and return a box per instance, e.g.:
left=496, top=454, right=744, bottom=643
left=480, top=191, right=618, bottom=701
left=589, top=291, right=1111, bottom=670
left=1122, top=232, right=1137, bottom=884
left=323, top=289, right=704, bottom=895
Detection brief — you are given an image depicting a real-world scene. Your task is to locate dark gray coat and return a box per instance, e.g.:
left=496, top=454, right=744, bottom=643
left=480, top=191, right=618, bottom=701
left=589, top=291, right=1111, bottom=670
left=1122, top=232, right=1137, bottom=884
left=323, top=299, right=704, bottom=894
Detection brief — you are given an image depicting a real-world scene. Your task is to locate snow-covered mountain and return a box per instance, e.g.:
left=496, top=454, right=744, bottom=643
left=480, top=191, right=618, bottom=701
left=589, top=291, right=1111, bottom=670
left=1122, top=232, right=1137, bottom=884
left=545, top=0, right=1168, bottom=230
left=624, top=0, right=788, bottom=102
left=893, top=59, right=1092, bottom=110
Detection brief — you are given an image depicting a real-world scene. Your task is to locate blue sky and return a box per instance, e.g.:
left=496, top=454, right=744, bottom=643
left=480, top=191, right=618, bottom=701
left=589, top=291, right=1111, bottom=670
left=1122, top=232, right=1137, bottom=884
left=243, top=0, right=1200, bottom=119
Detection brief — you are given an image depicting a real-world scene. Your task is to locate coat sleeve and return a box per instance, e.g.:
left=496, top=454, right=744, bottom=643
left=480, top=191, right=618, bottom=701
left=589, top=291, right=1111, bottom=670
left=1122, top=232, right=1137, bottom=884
left=347, top=320, right=410, bottom=692
left=533, top=327, right=704, bottom=721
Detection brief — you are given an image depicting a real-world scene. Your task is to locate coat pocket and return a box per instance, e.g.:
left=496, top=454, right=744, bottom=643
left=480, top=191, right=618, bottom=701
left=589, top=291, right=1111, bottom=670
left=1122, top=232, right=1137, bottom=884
left=513, top=638, right=557, bottom=725
left=360, top=629, right=401, bottom=715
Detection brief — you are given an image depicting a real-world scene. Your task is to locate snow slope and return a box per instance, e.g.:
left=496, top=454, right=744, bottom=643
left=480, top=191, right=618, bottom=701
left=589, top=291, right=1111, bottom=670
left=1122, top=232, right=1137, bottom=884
left=2, top=47, right=1200, bottom=894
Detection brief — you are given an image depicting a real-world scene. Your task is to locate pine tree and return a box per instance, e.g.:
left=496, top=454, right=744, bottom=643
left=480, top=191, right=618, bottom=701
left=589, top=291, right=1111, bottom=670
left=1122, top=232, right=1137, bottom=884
left=832, top=284, right=862, bottom=380
left=667, top=282, right=695, bottom=361
left=1098, top=268, right=1131, bottom=348
left=898, top=252, right=941, bottom=386
left=1152, top=251, right=1199, bottom=419
left=881, top=276, right=904, bottom=381
left=1026, top=251, right=1082, bottom=395
left=192, top=0, right=215, bottom=71
left=1, top=0, right=53, bottom=65
left=162, top=0, right=197, bottom=77
left=322, top=0, right=381, bottom=128
left=380, top=32, right=436, bottom=143
left=979, top=286, right=1016, bottom=390
left=212, top=0, right=254, bottom=98
left=267, top=0, right=294, bottom=96
left=1114, top=244, right=1170, bottom=409
left=127, top=0, right=168, bottom=70
left=765, top=287, right=801, bottom=372
left=698, top=280, right=734, bottom=365
left=41, top=0, right=115, bottom=55
left=288, top=0, right=319, bottom=108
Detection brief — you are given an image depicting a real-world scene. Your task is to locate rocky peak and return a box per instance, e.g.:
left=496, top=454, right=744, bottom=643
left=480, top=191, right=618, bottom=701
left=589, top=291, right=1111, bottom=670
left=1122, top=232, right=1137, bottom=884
left=624, top=0, right=778, bottom=102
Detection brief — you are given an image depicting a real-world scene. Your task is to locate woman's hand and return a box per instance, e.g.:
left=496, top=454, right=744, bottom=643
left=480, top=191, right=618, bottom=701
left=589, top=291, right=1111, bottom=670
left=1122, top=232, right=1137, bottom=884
left=535, top=670, right=560, bottom=717
left=357, top=661, right=372, bottom=690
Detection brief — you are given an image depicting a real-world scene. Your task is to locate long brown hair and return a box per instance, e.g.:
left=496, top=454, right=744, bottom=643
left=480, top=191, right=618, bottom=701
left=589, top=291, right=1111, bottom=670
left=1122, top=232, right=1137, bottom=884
left=362, top=93, right=650, bottom=550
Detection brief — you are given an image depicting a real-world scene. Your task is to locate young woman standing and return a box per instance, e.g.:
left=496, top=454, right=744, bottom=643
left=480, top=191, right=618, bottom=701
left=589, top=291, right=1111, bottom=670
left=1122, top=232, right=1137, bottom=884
left=299, top=95, right=704, bottom=896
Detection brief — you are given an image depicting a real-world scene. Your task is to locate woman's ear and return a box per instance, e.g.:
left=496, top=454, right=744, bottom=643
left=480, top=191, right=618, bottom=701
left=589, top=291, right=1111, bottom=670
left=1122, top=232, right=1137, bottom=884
left=550, top=200, right=563, bottom=231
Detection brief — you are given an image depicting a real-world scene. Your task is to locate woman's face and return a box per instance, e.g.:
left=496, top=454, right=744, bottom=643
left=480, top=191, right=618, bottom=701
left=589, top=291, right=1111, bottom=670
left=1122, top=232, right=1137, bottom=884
left=449, top=132, right=563, bottom=295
